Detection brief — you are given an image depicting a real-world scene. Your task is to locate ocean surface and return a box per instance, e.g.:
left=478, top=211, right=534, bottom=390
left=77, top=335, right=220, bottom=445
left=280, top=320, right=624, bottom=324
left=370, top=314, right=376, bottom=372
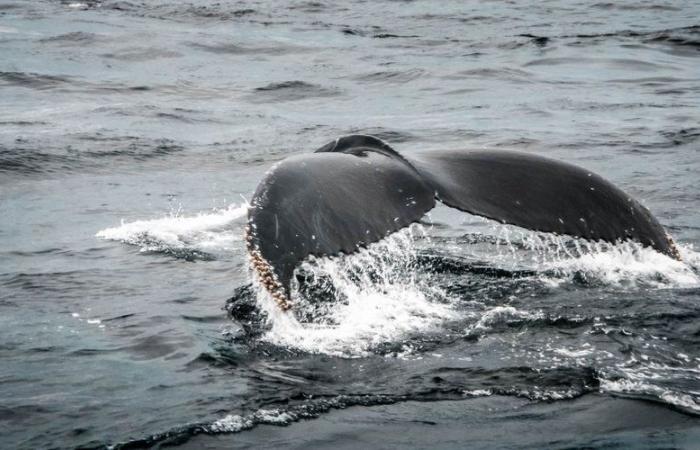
left=1, top=1, right=700, bottom=448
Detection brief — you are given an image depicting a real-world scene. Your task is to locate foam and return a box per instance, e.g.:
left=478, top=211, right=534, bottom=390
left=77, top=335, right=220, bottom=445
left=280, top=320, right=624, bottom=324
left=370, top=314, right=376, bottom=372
left=600, top=378, right=699, bottom=412
left=464, top=306, right=543, bottom=335
left=96, top=203, right=247, bottom=255
left=541, top=241, right=700, bottom=288
left=484, top=227, right=700, bottom=289
left=255, top=226, right=459, bottom=357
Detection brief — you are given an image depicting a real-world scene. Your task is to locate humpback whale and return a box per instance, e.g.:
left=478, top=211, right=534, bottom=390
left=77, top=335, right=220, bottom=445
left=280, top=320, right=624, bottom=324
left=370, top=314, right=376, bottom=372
left=245, top=135, right=679, bottom=309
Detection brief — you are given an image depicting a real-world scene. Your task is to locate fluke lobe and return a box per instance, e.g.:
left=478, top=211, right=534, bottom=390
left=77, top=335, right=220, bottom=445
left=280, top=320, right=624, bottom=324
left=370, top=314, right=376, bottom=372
left=245, top=135, right=679, bottom=309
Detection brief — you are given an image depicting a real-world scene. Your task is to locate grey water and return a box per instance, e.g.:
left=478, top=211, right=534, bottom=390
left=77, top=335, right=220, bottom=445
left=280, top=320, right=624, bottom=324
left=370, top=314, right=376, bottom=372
left=1, top=0, right=700, bottom=448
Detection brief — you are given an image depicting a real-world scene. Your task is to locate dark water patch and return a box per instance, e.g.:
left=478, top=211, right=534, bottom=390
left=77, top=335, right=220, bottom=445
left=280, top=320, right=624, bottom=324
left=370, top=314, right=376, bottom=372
left=188, top=41, right=308, bottom=56
left=607, top=76, right=696, bottom=85
left=416, top=254, right=536, bottom=278
left=0, top=147, right=76, bottom=175
left=70, top=348, right=120, bottom=357
left=0, top=3, right=21, bottom=11
left=101, top=47, right=181, bottom=61
left=104, top=1, right=138, bottom=11
left=490, top=137, right=541, bottom=148
left=186, top=350, right=243, bottom=370
left=288, top=1, right=329, bottom=13
left=463, top=310, right=593, bottom=339
left=0, top=72, right=175, bottom=95
left=38, top=31, right=102, bottom=45
left=0, top=71, right=70, bottom=89
left=230, top=8, right=255, bottom=17
left=0, top=404, right=58, bottom=425
left=0, top=120, right=48, bottom=126
left=350, top=68, right=426, bottom=84
left=119, top=333, right=195, bottom=361
left=645, top=27, right=700, bottom=49
left=442, top=87, right=483, bottom=96
left=564, top=25, right=699, bottom=40
left=101, top=313, right=136, bottom=322
left=151, top=109, right=224, bottom=124
left=78, top=138, right=184, bottom=162
left=412, top=13, right=499, bottom=25
left=1, top=271, right=91, bottom=296
left=524, top=57, right=663, bottom=71
left=5, top=247, right=67, bottom=257
left=373, top=33, right=420, bottom=39
left=517, top=33, right=550, bottom=47
left=559, top=101, right=678, bottom=112
left=445, top=67, right=533, bottom=83
left=559, top=25, right=700, bottom=55
left=619, top=127, right=700, bottom=151
left=27, top=345, right=63, bottom=353
left=146, top=3, right=260, bottom=22
left=654, top=87, right=691, bottom=95
left=180, top=314, right=225, bottom=324
left=659, top=128, right=700, bottom=146
left=0, top=137, right=184, bottom=177
left=341, top=27, right=366, bottom=36
left=457, top=15, right=498, bottom=24
left=591, top=2, right=681, bottom=12
left=250, top=81, right=340, bottom=103
left=226, top=284, right=269, bottom=339
left=188, top=6, right=258, bottom=19
left=445, top=276, right=551, bottom=306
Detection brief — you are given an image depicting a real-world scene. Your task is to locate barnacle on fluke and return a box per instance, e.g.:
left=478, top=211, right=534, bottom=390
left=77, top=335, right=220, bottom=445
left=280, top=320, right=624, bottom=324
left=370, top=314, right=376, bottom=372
left=245, top=224, right=293, bottom=310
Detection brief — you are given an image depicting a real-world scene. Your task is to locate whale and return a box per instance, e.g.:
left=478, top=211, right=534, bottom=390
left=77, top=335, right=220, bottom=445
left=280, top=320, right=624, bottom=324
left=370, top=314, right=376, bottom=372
left=245, top=135, right=680, bottom=309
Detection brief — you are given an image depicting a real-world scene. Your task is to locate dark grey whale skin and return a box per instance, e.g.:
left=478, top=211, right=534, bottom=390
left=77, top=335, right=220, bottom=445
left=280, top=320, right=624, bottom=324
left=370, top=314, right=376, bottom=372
left=247, top=135, right=676, bottom=298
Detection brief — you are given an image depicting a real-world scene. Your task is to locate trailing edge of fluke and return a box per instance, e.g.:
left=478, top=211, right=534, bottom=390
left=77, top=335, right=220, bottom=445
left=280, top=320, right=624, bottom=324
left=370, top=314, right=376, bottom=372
left=245, top=135, right=680, bottom=310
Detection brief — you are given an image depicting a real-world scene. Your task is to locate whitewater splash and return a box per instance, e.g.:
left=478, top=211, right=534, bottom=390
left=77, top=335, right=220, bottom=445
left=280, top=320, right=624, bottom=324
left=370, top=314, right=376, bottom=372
left=483, top=226, right=700, bottom=289
left=255, top=225, right=459, bottom=357
left=95, top=203, right=248, bottom=258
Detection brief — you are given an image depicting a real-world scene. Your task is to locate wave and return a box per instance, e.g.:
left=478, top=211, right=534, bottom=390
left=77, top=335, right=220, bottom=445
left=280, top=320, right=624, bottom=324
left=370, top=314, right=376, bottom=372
left=110, top=365, right=599, bottom=447
left=249, top=80, right=341, bottom=103
left=350, top=68, right=427, bottom=84
left=0, top=137, right=184, bottom=176
left=0, top=71, right=70, bottom=89
left=601, top=378, right=699, bottom=414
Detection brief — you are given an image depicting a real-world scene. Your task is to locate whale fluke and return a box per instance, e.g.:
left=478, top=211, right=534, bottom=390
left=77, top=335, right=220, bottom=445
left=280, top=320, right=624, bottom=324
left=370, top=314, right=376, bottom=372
left=246, top=135, right=678, bottom=309
left=246, top=138, right=435, bottom=309
left=406, top=149, right=675, bottom=256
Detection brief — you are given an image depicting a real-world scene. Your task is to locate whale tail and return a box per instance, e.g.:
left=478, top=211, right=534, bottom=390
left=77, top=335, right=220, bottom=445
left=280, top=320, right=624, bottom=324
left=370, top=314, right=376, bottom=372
left=246, top=135, right=678, bottom=309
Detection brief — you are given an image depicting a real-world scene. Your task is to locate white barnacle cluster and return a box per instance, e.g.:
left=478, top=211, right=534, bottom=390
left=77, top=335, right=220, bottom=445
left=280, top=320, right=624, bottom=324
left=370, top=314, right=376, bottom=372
left=667, top=234, right=682, bottom=261
left=244, top=224, right=293, bottom=310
